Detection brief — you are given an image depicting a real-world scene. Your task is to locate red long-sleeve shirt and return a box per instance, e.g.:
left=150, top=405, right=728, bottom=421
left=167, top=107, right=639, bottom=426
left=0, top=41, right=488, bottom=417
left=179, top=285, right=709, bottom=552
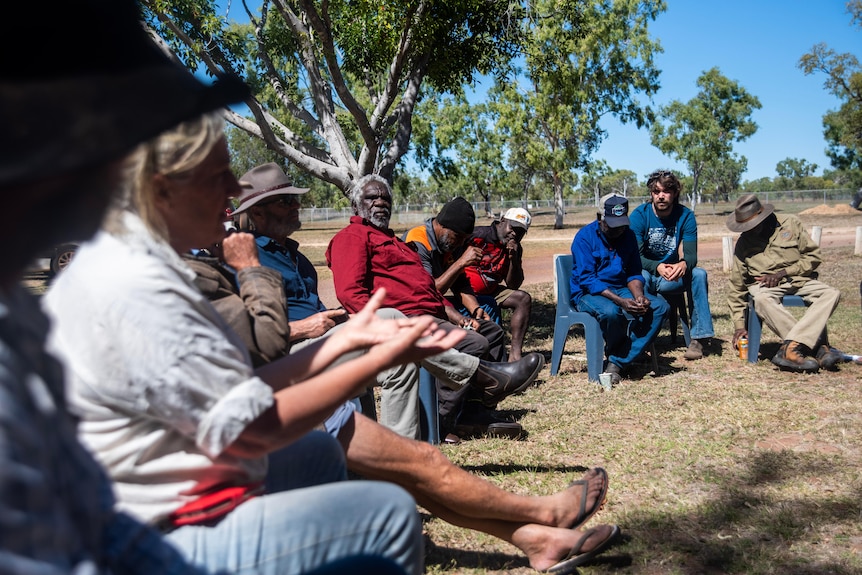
left=325, top=216, right=448, bottom=318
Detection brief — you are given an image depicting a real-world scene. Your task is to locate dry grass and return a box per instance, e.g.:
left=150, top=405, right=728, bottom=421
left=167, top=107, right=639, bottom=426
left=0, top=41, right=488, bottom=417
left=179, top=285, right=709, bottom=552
left=417, top=203, right=862, bottom=575
left=23, top=201, right=862, bottom=574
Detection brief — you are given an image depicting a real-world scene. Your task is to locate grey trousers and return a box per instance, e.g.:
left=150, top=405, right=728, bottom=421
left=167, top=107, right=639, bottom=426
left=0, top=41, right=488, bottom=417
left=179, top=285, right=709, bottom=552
left=291, top=308, right=421, bottom=440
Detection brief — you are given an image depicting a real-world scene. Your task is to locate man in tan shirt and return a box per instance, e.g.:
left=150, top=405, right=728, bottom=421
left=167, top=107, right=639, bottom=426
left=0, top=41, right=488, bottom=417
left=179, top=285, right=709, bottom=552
left=726, top=194, right=842, bottom=372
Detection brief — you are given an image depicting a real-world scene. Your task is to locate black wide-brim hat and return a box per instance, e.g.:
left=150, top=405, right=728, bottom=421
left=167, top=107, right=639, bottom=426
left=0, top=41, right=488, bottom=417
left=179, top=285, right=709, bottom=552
left=0, top=0, right=249, bottom=188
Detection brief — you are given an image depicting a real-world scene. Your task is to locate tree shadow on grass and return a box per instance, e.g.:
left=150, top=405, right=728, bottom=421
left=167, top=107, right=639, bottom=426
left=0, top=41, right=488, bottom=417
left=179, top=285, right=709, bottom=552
left=424, top=450, right=862, bottom=574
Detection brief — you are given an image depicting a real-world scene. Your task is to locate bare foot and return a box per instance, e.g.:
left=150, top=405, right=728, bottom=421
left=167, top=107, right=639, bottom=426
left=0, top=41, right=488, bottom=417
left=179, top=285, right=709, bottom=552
left=514, top=523, right=618, bottom=572
left=554, top=467, right=608, bottom=529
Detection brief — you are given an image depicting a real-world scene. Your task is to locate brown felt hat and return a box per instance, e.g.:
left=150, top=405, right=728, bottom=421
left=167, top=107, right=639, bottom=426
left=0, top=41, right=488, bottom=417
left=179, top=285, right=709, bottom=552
left=0, top=0, right=249, bottom=189
left=726, top=194, right=775, bottom=233
left=231, top=163, right=310, bottom=215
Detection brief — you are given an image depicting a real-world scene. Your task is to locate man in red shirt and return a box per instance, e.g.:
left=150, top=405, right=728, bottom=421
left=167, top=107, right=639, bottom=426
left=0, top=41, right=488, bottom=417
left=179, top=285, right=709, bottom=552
left=460, top=208, right=534, bottom=361
left=326, top=176, right=544, bottom=441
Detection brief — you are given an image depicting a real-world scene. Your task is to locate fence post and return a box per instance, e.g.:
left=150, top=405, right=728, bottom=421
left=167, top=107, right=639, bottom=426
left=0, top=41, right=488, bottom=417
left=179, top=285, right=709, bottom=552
left=856, top=227, right=862, bottom=256
left=811, top=226, right=822, bottom=246
left=722, top=235, right=734, bottom=271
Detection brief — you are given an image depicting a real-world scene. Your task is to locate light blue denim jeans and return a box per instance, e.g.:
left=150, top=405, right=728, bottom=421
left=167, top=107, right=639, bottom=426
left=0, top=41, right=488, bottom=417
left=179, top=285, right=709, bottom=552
left=642, top=267, right=715, bottom=340
left=167, top=431, right=422, bottom=575
left=577, top=288, right=669, bottom=370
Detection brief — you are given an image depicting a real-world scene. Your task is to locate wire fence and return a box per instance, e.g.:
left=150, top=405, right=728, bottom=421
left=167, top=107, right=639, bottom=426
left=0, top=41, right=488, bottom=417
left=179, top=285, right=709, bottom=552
left=298, top=188, right=860, bottom=225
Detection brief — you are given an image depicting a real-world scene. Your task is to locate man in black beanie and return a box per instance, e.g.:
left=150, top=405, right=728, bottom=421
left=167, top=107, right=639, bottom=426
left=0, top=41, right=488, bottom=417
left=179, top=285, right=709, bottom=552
left=404, top=197, right=545, bottom=440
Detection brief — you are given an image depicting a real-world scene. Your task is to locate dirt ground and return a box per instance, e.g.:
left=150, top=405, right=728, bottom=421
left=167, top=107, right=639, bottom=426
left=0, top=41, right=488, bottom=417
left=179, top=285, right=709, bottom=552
left=314, top=203, right=862, bottom=305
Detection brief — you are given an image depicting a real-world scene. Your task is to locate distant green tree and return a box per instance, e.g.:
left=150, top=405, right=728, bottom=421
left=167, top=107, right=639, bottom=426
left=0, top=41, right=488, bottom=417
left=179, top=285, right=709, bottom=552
left=650, top=67, right=762, bottom=208
left=579, top=163, right=641, bottom=206
left=703, top=155, right=746, bottom=203
left=411, top=92, right=513, bottom=215
left=798, top=0, right=862, bottom=187
left=742, top=177, right=778, bottom=194
left=775, top=157, right=819, bottom=189
left=492, top=0, right=664, bottom=229
left=142, top=0, right=522, bottom=194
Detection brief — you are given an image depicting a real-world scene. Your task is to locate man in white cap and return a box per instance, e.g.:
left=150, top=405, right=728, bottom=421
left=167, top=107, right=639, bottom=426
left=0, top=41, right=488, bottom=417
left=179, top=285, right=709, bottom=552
left=726, top=194, right=842, bottom=372
left=570, top=194, right=670, bottom=385
left=460, top=207, right=535, bottom=361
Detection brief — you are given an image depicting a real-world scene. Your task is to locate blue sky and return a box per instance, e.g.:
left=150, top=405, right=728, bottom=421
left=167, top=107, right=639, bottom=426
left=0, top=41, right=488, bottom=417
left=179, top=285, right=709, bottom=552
left=219, top=1, right=858, bottom=184
left=589, top=0, right=860, bottom=183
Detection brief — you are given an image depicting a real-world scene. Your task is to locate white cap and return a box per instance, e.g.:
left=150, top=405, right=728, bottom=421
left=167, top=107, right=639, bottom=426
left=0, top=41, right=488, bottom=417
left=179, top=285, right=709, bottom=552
left=503, top=208, right=532, bottom=231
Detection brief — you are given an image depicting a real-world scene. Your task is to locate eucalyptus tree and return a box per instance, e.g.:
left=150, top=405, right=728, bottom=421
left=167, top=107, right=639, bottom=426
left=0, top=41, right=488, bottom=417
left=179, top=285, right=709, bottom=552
left=491, top=0, right=664, bottom=228
left=798, top=0, right=862, bottom=186
left=412, top=92, right=512, bottom=215
left=650, top=67, right=761, bottom=208
left=141, top=0, right=522, bottom=194
left=579, top=163, right=641, bottom=206
left=775, top=157, right=818, bottom=190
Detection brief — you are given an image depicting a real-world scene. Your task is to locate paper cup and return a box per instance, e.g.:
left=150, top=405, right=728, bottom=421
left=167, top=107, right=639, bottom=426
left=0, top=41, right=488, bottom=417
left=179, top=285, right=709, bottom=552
left=599, top=372, right=613, bottom=391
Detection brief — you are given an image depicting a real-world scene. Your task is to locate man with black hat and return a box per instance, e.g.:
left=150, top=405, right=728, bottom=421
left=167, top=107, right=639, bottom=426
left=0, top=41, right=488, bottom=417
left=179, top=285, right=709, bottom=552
left=726, top=194, right=842, bottom=372
left=328, top=180, right=545, bottom=442
left=570, top=193, right=670, bottom=385
left=403, top=197, right=545, bottom=436
left=0, top=0, right=254, bottom=571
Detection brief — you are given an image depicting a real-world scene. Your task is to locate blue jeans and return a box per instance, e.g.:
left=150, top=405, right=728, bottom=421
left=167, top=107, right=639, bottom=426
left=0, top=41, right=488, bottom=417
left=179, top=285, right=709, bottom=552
left=642, top=267, right=715, bottom=340
left=577, top=288, right=669, bottom=370
left=167, top=431, right=422, bottom=575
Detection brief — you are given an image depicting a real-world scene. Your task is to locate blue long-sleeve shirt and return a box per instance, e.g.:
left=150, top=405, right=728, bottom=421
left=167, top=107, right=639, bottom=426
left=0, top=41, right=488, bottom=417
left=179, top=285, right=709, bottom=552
left=569, top=220, right=645, bottom=305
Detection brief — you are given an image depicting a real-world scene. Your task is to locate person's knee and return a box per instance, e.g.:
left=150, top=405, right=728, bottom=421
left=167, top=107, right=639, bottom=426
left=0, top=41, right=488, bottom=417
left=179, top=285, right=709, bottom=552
left=454, top=330, right=490, bottom=358
left=691, top=266, right=708, bottom=284
left=503, top=290, right=531, bottom=311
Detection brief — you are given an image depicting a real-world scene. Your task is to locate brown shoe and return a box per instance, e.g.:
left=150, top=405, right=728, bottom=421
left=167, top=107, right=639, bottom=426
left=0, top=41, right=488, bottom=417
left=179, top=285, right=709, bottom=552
left=772, top=341, right=820, bottom=373
left=815, top=345, right=842, bottom=370
left=683, top=339, right=703, bottom=360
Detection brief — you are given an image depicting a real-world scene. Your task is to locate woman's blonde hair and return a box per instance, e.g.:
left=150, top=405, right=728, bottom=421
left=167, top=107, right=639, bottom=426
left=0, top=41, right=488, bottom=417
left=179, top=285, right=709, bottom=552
left=107, top=112, right=226, bottom=241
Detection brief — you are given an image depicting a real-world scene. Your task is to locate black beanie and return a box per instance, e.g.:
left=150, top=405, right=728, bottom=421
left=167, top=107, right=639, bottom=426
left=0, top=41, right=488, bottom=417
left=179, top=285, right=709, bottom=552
left=436, top=197, right=475, bottom=234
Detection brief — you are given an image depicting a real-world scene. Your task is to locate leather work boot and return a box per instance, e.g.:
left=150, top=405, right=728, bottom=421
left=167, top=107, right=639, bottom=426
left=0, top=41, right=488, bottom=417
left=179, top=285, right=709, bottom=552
left=603, top=361, right=622, bottom=385
left=454, top=403, right=525, bottom=440
left=771, top=341, right=820, bottom=373
left=475, top=352, right=545, bottom=408
left=683, top=339, right=704, bottom=360
left=815, top=345, right=843, bottom=370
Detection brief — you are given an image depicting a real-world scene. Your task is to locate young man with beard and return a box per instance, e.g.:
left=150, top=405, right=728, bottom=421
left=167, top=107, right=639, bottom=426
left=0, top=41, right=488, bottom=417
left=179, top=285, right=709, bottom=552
left=629, top=170, right=715, bottom=360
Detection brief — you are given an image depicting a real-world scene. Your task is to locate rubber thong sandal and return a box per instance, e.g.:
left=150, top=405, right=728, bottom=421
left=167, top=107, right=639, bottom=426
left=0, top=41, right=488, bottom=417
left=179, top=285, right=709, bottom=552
left=567, top=467, right=609, bottom=530
left=543, top=524, right=620, bottom=574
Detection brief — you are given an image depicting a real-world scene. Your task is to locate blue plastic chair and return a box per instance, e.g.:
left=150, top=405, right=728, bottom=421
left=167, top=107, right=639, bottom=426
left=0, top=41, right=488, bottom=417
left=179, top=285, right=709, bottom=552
left=418, top=368, right=440, bottom=444
left=550, top=254, right=605, bottom=382
left=352, top=370, right=439, bottom=445
left=746, top=294, right=806, bottom=363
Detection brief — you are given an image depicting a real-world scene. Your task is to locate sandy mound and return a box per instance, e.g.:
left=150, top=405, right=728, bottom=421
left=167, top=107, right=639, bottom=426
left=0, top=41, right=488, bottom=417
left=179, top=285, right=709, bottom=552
left=799, top=204, right=862, bottom=216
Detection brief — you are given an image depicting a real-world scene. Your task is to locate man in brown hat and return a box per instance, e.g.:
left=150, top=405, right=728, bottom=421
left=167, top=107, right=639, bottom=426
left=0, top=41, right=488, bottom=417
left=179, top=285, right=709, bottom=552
left=726, top=194, right=842, bottom=372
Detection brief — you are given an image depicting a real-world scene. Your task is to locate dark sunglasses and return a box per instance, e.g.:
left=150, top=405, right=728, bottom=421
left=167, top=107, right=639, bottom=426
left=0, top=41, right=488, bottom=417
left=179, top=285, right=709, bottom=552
left=260, top=195, right=300, bottom=208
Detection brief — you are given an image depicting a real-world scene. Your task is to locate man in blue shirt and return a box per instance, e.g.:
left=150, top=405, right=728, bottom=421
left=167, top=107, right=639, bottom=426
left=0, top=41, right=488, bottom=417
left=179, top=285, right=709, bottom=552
left=629, top=170, right=715, bottom=360
left=570, top=194, right=670, bottom=385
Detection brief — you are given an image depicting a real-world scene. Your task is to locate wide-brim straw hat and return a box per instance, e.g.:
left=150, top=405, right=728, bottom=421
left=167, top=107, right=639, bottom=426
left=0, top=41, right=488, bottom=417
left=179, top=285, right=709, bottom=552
left=726, top=194, right=775, bottom=233
left=0, top=0, right=249, bottom=189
